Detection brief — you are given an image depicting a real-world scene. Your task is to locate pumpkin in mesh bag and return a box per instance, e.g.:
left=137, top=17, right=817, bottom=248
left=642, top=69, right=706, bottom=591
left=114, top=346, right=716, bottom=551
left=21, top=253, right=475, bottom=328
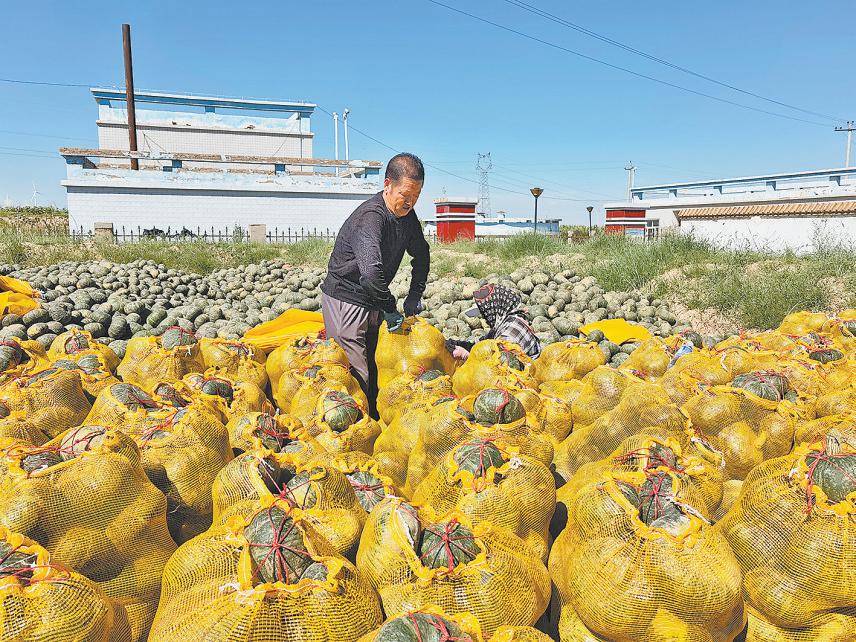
left=731, top=370, right=794, bottom=402
left=181, top=369, right=272, bottom=423
left=332, top=454, right=397, bottom=514
left=376, top=317, right=457, bottom=389
left=0, top=399, right=49, bottom=447
left=814, top=382, right=856, bottom=418
left=357, top=498, right=550, bottom=635
left=286, top=367, right=368, bottom=423
left=300, top=388, right=381, bottom=455
left=412, top=439, right=555, bottom=561
left=820, top=309, right=856, bottom=354
left=151, top=380, right=193, bottom=408
left=377, top=368, right=454, bottom=425
left=212, top=449, right=365, bottom=558
left=149, top=499, right=382, bottom=642
left=117, top=326, right=204, bottom=389
left=0, top=337, right=49, bottom=379
left=227, top=411, right=318, bottom=456
left=530, top=339, right=607, bottom=384
left=135, top=404, right=233, bottom=543
left=0, top=429, right=176, bottom=642
left=0, top=367, right=91, bottom=439
left=452, top=340, right=535, bottom=398
left=266, top=334, right=349, bottom=393
left=0, top=527, right=133, bottom=642
left=47, top=328, right=120, bottom=373
left=198, top=337, right=268, bottom=389
left=566, top=366, right=644, bottom=428
left=85, top=382, right=173, bottom=436
left=682, top=386, right=799, bottom=482
left=52, top=350, right=120, bottom=399
left=718, top=438, right=856, bottom=635
left=777, top=310, right=829, bottom=337
left=553, top=386, right=688, bottom=482
left=549, top=468, right=745, bottom=642
left=618, top=335, right=693, bottom=381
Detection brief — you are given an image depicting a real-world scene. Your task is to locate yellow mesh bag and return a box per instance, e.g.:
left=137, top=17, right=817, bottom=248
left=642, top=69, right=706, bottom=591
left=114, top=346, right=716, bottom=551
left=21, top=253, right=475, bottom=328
left=821, top=309, right=856, bottom=355
left=815, top=383, right=856, bottom=418
left=404, top=398, right=554, bottom=497
left=377, top=368, right=454, bottom=425
left=330, top=454, right=397, bottom=515
left=0, top=527, right=133, bottom=642
left=0, top=429, right=176, bottom=642
left=452, top=340, right=535, bottom=398
left=299, top=387, right=381, bottom=455
left=537, top=378, right=585, bottom=405
left=777, top=311, right=829, bottom=336
left=149, top=499, right=383, bottom=641
left=0, top=400, right=49, bottom=446
left=558, top=432, right=725, bottom=523
left=198, top=337, right=268, bottom=389
left=0, top=368, right=91, bottom=439
left=226, top=410, right=320, bottom=457
left=618, top=335, right=689, bottom=381
left=776, top=355, right=856, bottom=399
left=377, top=317, right=457, bottom=389
left=717, top=330, right=799, bottom=355
left=794, top=413, right=856, bottom=447
left=745, top=604, right=856, bottom=642
left=134, top=404, right=232, bottom=543
left=212, top=449, right=366, bottom=558
left=51, top=348, right=120, bottom=399
left=682, top=386, right=799, bottom=481
left=356, top=499, right=550, bottom=634
left=286, top=368, right=368, bottom=422
left=411, top=439, right=555, bottom=560
left=373, top=397, right=445, bottom=490
left=116, top=330, right=204, bottom=389
left=85, top=382, right=176, bottom=436
left=0, top=337, right=49, bottom=380
left=553, top=388, right=688, bottom=482
left=507, top=387, right=574, bottom=446
left=265, top=334, right=349, bottom=394
left=718, top=439, right=856, bottom=633
left=47, top=329, right=120, bottom=373
left=180, top=369, right=273, bottom=423
left=530, top=339, right=607, bottom=384
left=549, top=469, right=745, bottom=642
left=568, top=366, right=652, bottom=428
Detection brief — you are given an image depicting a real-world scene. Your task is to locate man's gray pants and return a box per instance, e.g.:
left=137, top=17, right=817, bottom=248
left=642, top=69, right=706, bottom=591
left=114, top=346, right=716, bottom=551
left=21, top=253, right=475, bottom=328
left=320, top=292, right=382, bottom=418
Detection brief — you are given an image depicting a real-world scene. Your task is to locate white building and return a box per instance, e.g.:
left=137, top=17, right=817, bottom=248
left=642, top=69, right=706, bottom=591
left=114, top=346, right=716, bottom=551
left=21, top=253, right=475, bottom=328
left=604, top=167, right=856, bottom=253
left=60, top=89, right=381, bottom=235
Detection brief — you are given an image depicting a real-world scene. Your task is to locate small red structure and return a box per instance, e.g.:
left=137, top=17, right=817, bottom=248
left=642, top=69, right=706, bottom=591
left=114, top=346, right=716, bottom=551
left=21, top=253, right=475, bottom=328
left=605, top=207, right=647, bottom=238
left=433, top=198, right=476, bottom=243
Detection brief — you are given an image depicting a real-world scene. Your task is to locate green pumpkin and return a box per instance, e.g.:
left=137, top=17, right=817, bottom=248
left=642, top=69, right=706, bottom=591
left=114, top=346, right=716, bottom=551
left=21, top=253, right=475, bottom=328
left=201, top=378, right=234, bottom=405
left=498, top=348, right=524, bottom=371
left=417, top=369, right=443, bottom=382
left=251, top=414, right=288, bottom=451
left=0, top=541, right=38, bottom=582
left=304, top=365, right=322, bottom=379
left=376, top=612, right=474, bottom=642
left=0, top=402, right=9, bottom=419
left=452, top=439, right=505, bottom=479
left=154, top=383, right=188, bottom=408
left=645, top=441, right=679, bottom=471
left=347, top=470, right=388, bottom=512
left=637, top=472, right=684, bottom=526
left=300, top=561, right=329, bottom=582
left=680, top=331, right=704, bottom=349
left=283, top=468, right=321, bottom=509
left=843, top=320, right=856, bottom=336
left=160, top=326, right=197, bottom=350
left=806, top=450, right=856, bottom=504
left=22, top=368, right=61, bottom=386
left=472, top=388, right=525, bottom=425
left=418, top=520, right=480, bottom=570
left=20, top=451, right=63, bottom=474
left=60, top=426, right=108, bottom=460
left=321, top=391, right=362, bottom=432
left=732, top=371, right=790, bottom=401
left=112, top=383, right=160, bottom=412
left=809, top=348, right=845, bottom=364
left=223, top=342, right=251, bottom=357
left=245, top=505, right=313, bottom=584
left=52, top=359, right=80, bottom=372
left=0, top=340, right=24, bottom=372
left=75, top=354, right=103, bottom=375
left=65, top=333, right=89, bottom=354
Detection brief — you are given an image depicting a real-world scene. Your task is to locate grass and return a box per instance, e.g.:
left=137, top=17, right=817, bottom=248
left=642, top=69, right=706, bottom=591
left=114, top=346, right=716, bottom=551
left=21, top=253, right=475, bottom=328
left=1, top=228, right=854, bottom=330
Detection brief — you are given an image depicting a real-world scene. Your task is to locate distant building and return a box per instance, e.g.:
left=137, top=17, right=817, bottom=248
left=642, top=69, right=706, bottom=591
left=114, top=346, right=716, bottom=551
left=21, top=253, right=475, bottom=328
left=423, top=198, right=560, bottom=238
left=60, top=89, right=381, bottom=234
left=604, top=167, right=856, bottom=252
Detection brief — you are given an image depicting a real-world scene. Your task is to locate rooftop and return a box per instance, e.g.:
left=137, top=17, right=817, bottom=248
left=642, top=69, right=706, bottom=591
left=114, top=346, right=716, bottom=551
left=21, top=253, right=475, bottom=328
left=91, top=88, right=316, bottom=115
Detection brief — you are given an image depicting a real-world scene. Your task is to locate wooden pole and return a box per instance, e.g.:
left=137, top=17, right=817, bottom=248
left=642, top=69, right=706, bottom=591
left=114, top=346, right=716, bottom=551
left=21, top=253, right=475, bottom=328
left=122, top=24, right=139, bottom=170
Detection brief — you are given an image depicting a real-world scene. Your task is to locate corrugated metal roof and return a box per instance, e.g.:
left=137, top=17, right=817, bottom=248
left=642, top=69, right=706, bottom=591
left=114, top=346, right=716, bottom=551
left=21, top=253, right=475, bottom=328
left=677, top=200, right=856, bottom=220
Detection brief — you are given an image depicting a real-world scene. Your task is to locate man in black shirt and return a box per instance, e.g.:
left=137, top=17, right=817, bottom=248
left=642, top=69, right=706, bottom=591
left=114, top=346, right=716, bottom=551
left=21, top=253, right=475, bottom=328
left=320, top=153, right=430, bottom=418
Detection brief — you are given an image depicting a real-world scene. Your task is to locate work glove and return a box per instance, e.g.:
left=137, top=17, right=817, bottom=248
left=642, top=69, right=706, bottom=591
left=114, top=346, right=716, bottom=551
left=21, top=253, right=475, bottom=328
left=383, top=310, right=404, bottom=333
left=403, top=294, right=424, bottom=317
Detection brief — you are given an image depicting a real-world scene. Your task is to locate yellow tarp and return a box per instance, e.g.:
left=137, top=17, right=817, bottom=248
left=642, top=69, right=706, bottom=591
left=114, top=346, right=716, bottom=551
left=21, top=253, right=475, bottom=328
left=579, top=318, right=653, bottom=345
left=0, top=276, right=39, bottom=318
left=242, top=309, right=324, bottom=352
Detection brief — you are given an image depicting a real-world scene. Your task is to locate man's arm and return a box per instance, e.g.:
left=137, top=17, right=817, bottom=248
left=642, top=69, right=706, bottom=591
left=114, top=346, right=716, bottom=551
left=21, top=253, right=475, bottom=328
left=354, top=212, right=397, bottom=313
left=406, top=219, right=430, bottom=301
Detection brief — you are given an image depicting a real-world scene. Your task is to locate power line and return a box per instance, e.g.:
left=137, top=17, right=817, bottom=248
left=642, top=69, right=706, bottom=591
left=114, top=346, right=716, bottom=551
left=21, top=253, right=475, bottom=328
left=501, top=0, right=846, bottom=124
left=0, top=128, right=93, bottom=142
left=424, top=0, right=832, bottom=128
left=0, top=77, right=93, bottom=88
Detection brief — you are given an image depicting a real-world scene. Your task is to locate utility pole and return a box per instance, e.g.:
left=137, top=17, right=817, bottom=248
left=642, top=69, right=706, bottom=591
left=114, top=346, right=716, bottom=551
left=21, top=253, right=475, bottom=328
left=624, top=161, right=636, bottom=200
left=343, top=109, right=350, bottom=161
left=122, top=24, right=139, bottom=170
left=835, top=121, right=855, bottom=167
left=333, top=112, right=339, bottom=176
left=476, top=152, right=492, bottom=217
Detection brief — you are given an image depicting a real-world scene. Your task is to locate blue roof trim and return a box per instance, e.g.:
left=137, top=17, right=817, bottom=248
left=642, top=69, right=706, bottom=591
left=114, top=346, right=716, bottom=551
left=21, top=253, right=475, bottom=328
left=91, top=88, right=316, bottom=115
left=634, top=167, right=856, bottom=194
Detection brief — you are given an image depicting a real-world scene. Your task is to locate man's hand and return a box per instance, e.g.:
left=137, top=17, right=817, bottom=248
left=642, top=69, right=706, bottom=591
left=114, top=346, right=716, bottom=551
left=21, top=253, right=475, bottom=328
left=383, top=311, right=404, bottom=332
left=403, top=295, right=424, bottom=317
left=452, top=346, right=470, bottom=360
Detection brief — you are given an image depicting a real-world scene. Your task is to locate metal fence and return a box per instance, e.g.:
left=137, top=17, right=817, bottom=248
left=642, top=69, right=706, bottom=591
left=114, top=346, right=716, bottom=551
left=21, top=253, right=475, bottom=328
left=68, top=225, right=338, bottom=244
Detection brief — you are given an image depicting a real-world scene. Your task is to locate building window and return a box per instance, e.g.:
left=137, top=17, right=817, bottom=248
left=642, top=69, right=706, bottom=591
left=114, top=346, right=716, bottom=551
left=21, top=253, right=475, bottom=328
left=646, top=219, right=660, bottom=240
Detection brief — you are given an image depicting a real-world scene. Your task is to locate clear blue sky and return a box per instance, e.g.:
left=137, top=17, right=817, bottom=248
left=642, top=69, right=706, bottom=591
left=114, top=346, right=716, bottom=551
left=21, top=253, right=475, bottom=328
left=1, top=1, right=854, bottom=225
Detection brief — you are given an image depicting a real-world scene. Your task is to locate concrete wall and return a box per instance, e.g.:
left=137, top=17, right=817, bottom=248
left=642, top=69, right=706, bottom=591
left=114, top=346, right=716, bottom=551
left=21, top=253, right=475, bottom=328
left=681, top=216, right=856, bottom=253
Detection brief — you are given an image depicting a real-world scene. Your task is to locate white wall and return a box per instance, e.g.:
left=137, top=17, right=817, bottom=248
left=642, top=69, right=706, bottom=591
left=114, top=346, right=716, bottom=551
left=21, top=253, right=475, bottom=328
left=682, top=216, right=856, bottom=253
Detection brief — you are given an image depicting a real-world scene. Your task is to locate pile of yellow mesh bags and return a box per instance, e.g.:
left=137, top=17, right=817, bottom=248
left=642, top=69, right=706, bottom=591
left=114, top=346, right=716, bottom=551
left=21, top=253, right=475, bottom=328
left=1, top=305, right=856, bottom=640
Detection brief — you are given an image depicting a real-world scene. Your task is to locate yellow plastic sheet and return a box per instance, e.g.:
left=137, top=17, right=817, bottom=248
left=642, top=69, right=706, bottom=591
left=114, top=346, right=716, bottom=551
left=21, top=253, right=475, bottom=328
left=0, top=274, right=39, bottom=297
left=579, top=318, right=652, bottom=345
left=0, top=292, right=39, bottom=317
left=242, top=309, right=324, bottom=352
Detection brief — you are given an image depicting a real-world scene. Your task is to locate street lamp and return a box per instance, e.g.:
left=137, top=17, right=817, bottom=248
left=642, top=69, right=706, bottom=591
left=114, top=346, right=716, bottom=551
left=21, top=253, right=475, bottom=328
left=530, top=187, right=543, bottom=233
left=586, top=206, right=594, bottom=235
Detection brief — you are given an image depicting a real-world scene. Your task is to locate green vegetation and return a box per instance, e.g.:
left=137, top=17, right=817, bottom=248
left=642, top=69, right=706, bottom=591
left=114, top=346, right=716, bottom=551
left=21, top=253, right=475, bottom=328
left=1, top=228, right=853, bottom=331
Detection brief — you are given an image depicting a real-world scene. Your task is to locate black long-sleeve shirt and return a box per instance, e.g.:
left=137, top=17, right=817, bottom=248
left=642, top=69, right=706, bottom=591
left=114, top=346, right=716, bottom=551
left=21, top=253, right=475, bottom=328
left=321, top=192, right=430, bottom=313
